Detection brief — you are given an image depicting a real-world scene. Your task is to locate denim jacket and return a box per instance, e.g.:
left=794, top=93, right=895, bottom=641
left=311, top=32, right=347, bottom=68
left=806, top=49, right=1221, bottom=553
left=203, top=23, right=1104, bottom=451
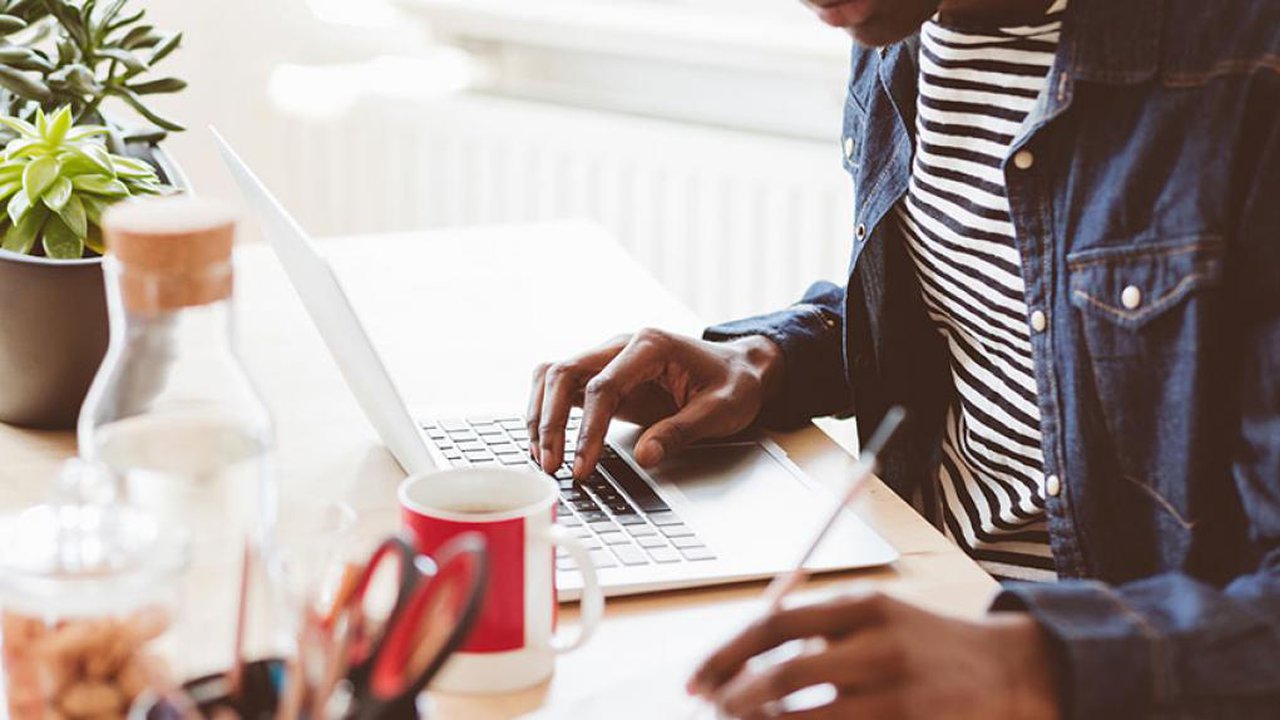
left=705, top=0, right=1280, bottom=716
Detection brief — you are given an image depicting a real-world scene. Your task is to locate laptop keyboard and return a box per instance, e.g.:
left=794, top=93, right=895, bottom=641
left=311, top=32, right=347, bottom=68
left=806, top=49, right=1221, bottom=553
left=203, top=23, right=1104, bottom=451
left=421, top=414, right=715, bottom=570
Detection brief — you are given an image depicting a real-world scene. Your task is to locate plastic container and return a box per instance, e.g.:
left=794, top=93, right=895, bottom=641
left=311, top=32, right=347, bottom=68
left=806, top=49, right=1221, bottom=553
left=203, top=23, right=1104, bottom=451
left=0, top=464, right=188, bottom=720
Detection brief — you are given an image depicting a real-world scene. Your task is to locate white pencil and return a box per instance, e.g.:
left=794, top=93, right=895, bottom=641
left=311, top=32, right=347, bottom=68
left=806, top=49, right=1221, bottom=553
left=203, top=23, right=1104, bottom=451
left=760, top=407, right=907, bottom=613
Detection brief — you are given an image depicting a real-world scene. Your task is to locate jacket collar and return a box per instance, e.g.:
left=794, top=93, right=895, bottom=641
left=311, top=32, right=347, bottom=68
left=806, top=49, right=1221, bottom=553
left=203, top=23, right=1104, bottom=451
left=1059, top=0, right=1162, bottom=85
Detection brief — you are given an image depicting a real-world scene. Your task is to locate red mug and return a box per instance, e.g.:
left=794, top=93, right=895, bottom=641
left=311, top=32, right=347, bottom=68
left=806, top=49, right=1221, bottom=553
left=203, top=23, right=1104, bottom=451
left=399, top=467, right=604, bottom=693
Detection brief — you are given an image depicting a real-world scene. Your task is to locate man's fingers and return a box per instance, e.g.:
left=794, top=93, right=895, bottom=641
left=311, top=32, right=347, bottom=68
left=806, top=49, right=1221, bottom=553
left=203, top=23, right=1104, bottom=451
left=689, top=593, right=898, bottom=696
left=632, top=394, right=723, bottom=467
left=715, top=631, right=903, bottom=718
left=739, top=691, right=907, bottom=720
left=531, top=336, right=630, bottom=473
left=537, top=363, right=583, bottom=473
left=527, top=363, right=550, bottom=463
left=574, top=335, right=667, bottom=477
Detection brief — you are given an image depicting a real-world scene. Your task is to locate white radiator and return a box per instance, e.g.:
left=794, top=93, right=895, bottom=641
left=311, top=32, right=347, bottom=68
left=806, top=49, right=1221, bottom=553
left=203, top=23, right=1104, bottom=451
left=262, top=93, right=853, bottom=322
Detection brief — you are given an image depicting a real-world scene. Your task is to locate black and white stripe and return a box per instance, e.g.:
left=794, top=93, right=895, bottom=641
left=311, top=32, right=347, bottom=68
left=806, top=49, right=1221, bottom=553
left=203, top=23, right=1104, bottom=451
left=897, top=1, right=1067, bottom=581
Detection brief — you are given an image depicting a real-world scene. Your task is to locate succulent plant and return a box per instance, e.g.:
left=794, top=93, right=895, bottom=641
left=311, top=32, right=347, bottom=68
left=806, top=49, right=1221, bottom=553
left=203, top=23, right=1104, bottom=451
left=0, top=105, right=165, bottom=258
left=0, top=0, right=185, bottom=148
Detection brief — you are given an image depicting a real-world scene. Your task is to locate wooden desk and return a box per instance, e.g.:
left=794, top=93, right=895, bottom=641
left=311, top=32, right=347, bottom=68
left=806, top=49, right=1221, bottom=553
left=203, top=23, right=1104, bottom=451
left=0, top=222, right=996, bottom=718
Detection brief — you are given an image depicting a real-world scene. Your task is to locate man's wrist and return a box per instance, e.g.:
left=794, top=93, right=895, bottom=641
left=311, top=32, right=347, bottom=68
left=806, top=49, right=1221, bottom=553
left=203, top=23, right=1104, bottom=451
left=729, top=335, right=785, bottom=404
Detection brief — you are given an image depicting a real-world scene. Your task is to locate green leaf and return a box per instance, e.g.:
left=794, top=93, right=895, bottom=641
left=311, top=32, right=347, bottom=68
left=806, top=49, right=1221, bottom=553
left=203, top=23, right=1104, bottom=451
left=70, top=141, right=113, bottom=174
left=111, top=86, right=184, bottom=131
left=0, top=66, right=51, bottom=102
left=127, top=77, right=185, bottom=95
left=105, top=7, right=142, bottom=34
left=6, top=187, right=28, bottom=225
left=109, top=154, right=155, bottom=179
left=0, top=45, right=32, bottom=62
left=0, top=14, right=28, bottom=33
left=45, top=105, right=71, bottom=144
left=0, top=179, right=19, bottom=201
left=0, top=115, right=36, bottom=138
left=84, top=222, right=103, bottom=254
left=41, top=174, right=70, bottom=210
left=21, top=154, right=58, bottom=199
left=80, top=191, right=108, bottom=223
left=97, top=0, right=127, bottom=26
left=44, top=0, right=88, bottom=49
left=47, top=63, right=99, bottom=94
left=41, top=213, right=82, bottom=258
left=0, top=202, right=44, bottom=253
left=65, top=124, right=109, bottom=142
left=71, top=173, right=126, bottom=196
left=97, top=47, right=146, bottom=73
left=53, top=190, right=84, bottom=236
left=148, top=31, right=180, bottom=65
left=119, top=22, right=152, bottom=47
left=3, top=137, right=43, bottom=158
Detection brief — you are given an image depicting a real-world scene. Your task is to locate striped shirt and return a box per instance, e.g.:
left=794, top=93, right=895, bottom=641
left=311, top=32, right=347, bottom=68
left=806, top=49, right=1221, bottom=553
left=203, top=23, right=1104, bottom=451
left=896, top=1, right=1067, bottom=582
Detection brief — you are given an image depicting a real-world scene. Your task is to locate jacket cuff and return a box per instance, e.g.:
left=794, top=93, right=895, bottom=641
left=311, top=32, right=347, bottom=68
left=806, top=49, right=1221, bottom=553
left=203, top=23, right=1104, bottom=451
left=992, top=580, right=1167, bottom=719
left=704, top=303, right=848, bottom=429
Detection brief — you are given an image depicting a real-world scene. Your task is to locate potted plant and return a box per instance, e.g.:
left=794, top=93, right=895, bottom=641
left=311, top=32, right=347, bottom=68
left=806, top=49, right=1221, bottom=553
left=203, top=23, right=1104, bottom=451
left=0, top=0, right=187, bottom=429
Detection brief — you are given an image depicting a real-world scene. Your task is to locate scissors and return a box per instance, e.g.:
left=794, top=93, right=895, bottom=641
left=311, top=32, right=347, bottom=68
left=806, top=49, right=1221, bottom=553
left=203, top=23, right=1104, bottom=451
left=317, top=532, right=489, bottom=720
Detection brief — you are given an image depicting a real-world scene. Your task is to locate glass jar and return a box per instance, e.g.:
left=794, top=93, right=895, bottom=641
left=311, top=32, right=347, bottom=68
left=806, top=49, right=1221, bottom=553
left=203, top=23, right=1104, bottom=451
left=0, top=464, right=188, bottom=720
left=77, top=197, right=277, bottom=678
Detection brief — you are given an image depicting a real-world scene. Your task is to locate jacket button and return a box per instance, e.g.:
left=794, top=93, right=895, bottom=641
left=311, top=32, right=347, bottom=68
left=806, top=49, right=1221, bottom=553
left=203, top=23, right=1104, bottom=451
left=855, top=223, right=867, bottom=240
left=1013, top=150, right=1035, bottom=170
left=843, top=136, right=855, bottom=159
left=1029, top=309, right=1047, bottom=333
left=1121, top=285, right=1142, bottom=309
left=1046, top=474, right=1061, bottom=497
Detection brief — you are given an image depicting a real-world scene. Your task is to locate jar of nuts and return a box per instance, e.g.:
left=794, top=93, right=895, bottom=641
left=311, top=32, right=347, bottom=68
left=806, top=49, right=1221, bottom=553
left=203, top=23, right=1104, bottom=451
left=0, top=465, right=188, bottom=720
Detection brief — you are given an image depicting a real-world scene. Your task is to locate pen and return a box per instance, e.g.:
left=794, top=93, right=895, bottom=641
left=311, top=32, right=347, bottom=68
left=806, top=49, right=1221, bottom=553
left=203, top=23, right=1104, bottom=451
left=683, top=408, right=908, bottom=719
left=760, top=406, right=907, bottom=612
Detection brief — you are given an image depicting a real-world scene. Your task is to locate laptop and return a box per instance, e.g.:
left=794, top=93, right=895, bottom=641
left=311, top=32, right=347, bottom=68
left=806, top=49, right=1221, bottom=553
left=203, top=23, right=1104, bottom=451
left=213, top=129, right=898, bottom=600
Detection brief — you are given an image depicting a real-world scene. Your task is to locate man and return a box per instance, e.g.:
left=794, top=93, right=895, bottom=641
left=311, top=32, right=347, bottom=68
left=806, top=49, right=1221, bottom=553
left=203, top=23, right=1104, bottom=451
left=529, top=0, right=1279, bottom=717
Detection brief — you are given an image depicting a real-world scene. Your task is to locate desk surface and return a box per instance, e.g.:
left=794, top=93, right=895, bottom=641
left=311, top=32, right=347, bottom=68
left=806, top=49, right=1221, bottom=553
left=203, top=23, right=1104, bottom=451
left=0, top=222, right=996, bottom=719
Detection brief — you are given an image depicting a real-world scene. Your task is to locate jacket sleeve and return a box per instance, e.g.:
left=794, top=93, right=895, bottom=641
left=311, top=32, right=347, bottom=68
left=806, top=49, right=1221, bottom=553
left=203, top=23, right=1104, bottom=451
left=703, top=281, right=852, bottom=429
left=993, top=79, right=1280, bottom=719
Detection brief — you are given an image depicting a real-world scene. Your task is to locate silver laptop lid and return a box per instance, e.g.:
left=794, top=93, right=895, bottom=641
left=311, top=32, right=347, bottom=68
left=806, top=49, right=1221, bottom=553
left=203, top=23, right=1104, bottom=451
left=211, top=127, right=436, bottom=475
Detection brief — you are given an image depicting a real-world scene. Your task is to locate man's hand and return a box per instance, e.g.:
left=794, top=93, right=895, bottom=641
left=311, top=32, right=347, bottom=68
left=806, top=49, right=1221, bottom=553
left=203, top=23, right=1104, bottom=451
left=527, top=329, right=784, bottom=478
left=688, top=592, right=1061, bottom=720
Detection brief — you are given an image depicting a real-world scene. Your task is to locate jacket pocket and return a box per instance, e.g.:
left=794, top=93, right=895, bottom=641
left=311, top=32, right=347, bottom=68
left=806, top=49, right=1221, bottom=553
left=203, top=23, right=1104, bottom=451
left=1067, top=235, right=1224, bottom=358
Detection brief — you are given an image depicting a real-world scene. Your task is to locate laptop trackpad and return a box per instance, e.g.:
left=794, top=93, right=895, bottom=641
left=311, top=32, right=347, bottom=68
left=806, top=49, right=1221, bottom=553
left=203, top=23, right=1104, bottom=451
left=646, top=442, right=800, bottom=504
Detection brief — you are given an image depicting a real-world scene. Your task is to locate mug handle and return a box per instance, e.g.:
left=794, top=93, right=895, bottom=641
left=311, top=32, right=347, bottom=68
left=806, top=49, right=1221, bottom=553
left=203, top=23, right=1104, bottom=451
left=545, top=524, right=604, bottom=653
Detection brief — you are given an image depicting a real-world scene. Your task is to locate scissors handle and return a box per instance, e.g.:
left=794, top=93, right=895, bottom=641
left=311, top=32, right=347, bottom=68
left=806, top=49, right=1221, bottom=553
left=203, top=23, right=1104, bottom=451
left=358, top=533, right=489, bottom=720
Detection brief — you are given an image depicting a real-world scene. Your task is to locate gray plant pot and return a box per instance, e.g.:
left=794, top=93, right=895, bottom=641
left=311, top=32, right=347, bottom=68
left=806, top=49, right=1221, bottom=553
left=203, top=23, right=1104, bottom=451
left=0, top=142, right=189, bottom=430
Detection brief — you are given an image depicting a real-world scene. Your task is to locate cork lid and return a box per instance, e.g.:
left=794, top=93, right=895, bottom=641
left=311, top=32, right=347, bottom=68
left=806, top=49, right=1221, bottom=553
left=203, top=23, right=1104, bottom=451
left=103, top=196, right=237, bottom=313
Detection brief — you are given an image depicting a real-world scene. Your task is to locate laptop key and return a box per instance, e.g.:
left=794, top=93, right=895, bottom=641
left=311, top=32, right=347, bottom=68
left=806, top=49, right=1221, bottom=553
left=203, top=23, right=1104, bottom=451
left=588, top=549, right=617, bottom=569
left=440, top=420, right=469, bottom=431
left=636, top=535, right=666, bottom=549
left=670, top=536, right=704, bottom=549
left=647, top=512, right=682, bottom=526
left=680, top=547, right=716, bottom=561
left=612, top=545, right=649, bottom=566
left=559, top=515, right=582, bottom=527
left=613, top=514, right=645, bottom=526
left=598, top=532, right=630, bottom=546
left=659, top=524, right=695, bottom=538
left=647, top=546, right=681, bottom=563
left=463, top=450, right=494, bottom=463
left=625, top=524, right=658, bottom=537
left=556, top=559, right=577, bottom=571
left=498, top=418, right=526, bottom=430
left=571, top=499, right=600, bottom=512
left=588, top=521, right=618, bottom=534
left=579, top=511, right=609, bottom=523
